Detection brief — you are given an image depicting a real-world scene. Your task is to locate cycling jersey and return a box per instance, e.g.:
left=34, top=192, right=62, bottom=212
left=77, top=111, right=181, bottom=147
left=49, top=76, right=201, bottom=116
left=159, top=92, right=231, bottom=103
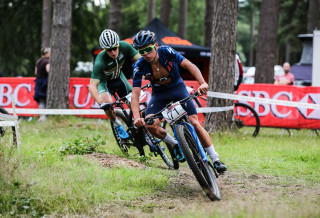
left=97, top=72, right=132, bottom=98
left=91, top=41, right=138, bottom=81
left=132, top=45, right=185, bottom=89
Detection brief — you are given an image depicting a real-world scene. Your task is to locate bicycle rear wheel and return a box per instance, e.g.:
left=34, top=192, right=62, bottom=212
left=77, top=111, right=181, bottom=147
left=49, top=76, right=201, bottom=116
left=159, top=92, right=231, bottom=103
left=110, top=110, right=145, bottom=156
left=176, top=124, right=221, bottom=200
left=146, top=132, right=179, bottom=169
left=234, top=102, right=260, bottom=137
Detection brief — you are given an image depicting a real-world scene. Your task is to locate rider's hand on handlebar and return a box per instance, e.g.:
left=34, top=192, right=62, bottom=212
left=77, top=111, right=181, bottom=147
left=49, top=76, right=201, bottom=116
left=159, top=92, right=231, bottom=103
left=134, top=117, right=145, bottom=127
left=198, top=82, right=209, bottom=95
left=100, top=102, right=113, bottom=111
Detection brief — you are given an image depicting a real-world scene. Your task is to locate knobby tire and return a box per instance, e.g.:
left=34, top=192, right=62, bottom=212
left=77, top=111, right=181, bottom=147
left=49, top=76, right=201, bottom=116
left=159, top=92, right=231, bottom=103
left=176, top=124, right=221, bottom=200
left=234, top=102, right=260, bottom=137
left=110, top=110, right=145, bottom=156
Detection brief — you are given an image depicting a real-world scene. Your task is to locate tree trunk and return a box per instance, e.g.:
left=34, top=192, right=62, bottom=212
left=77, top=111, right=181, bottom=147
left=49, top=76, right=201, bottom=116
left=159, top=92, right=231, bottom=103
left=178, top=0, right=188, bottom=38
left=108, top=0, right=122, bottom=34
left=160, top=0, right=171, bottom=27
left=255, top=0, right=280, bottom=83
left=307, top=0, right=319, bottom=33
left=205, top=0, right=238, bottom=133
left=47, top=0, right=72, bottom=109
left=204, top=0, right=214, bottom=47
left=41, top=0, right=52, bottom=48
left=148, top=0, right=156, bottom=23
left=249, top=10, right=255, bottom=66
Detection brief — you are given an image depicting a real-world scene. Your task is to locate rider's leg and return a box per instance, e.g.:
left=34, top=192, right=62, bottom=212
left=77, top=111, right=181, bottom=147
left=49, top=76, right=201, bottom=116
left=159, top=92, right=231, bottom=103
left=189, top=115, right=227, bottom=173
left=145, top=117, right=178, bottom=145
left=100, top=92, right=120, bottom=125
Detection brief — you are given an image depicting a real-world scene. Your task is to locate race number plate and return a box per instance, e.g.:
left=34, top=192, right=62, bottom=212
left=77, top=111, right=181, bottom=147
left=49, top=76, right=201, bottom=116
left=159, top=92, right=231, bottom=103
left=125, top=91, right=147, bottom=103
left=162, top=102, right=187, bottom=125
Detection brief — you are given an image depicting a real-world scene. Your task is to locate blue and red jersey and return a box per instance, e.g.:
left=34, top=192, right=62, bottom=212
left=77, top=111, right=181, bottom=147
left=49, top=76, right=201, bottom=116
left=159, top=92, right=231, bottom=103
left=132, top=45, right=185, bottom=88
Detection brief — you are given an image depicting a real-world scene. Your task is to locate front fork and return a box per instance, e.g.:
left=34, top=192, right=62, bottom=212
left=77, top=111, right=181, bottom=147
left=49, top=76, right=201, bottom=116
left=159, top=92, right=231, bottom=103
left=174, top=122, right=208, bottom=162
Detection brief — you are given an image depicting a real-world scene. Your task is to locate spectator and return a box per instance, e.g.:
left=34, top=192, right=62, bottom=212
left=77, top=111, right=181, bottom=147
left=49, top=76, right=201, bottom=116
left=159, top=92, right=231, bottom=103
left=34, top=47, right=50, bottom=122
left=274, top=62, right=295, bottom=85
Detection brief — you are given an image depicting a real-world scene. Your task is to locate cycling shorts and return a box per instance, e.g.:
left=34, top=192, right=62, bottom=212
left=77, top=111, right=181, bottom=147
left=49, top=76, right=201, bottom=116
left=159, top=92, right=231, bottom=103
left=97, top=73, right=132, bottom=98
left=145, top=82, right=197, bottom=117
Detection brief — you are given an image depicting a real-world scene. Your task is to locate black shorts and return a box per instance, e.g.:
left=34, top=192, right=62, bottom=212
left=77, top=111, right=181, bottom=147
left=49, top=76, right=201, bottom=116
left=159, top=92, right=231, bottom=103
left=145, top=82, right=197, bottom=117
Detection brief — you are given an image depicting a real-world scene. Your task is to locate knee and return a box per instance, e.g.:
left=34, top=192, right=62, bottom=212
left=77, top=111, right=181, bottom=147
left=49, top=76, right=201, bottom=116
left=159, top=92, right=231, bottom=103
left=189, top=117, right=201, bottom=127
left=146, top=124, right=157, bottom=134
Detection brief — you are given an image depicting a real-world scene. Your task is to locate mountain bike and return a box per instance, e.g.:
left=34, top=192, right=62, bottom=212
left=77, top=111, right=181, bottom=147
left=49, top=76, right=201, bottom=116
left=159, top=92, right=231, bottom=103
left=106, top=83, right=179, bottom=169
left=145, top=91, right=221, bottom=200
left=184, top=86, right=260, bottom=137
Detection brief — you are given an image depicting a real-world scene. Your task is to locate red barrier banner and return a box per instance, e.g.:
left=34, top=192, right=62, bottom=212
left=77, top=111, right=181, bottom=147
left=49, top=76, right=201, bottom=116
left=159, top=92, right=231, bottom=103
left=236, top=84, right=320, bottom=129
left=0, top=77, right=202, bottom=118
left=1, top=78, right=319, bottom=129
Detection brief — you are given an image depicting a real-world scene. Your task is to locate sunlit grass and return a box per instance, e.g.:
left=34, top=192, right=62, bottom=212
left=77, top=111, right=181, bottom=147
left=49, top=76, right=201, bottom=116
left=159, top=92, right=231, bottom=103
left=1, top=116, right=319, bottom=217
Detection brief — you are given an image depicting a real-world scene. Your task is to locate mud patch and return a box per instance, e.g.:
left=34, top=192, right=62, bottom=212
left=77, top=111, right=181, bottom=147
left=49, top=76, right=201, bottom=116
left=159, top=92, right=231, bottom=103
left=83, top=153, right=147, bottom=169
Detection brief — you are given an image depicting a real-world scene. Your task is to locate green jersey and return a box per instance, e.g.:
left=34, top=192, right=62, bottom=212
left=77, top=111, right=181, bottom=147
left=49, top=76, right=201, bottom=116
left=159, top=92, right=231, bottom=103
left=91, top=41, right=138, bottom=81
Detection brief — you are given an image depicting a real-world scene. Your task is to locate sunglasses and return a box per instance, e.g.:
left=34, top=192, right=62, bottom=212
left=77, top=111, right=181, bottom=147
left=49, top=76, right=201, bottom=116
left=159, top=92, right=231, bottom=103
left=105, top=45, right=119, bottom=52
left=138, top=44, right=156, bottom=55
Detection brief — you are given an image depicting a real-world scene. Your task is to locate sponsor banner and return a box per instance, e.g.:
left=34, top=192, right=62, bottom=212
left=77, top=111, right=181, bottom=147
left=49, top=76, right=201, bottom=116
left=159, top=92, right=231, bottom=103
left=235, top=84, right=320, bottom=129
left=1, top=78, right=319, bottom=129
left=0, top=77, right=203, bottom=118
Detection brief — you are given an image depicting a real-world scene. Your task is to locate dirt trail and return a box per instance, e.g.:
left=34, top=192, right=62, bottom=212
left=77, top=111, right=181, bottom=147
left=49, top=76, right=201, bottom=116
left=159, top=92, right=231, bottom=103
left=83, top=153, right=320, bottom=218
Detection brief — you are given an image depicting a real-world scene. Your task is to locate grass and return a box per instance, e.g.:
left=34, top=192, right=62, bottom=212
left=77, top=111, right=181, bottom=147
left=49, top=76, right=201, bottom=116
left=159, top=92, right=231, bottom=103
left=214, top=128, right=320, bottom=183
left=0, top=116, right=319, bottom=217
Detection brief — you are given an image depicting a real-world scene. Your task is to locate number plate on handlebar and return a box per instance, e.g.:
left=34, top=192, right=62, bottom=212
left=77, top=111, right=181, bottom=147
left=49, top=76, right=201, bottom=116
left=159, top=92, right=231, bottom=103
left=125, top=91, right=147, bottom=103
left=162, top=102, right=187, bottom=125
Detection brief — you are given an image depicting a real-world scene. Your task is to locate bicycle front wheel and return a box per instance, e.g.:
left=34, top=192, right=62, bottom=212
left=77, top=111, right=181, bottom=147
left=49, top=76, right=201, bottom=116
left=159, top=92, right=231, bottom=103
left=176, top=124, right=221, bottom=201
left=234, top=102, right=260, bottom=137
left=110, top=110, right=145, bottom=156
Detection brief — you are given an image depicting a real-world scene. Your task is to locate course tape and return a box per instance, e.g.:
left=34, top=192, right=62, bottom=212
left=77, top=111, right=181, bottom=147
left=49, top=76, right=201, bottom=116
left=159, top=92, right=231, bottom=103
left=3, top=90, right=319, bottom=116
left=4, top=107, right=233, bottom=115
left=0, top=113, right=18, bottom=121
left=5, top=108, right=106, bottom=115
left=207, top=91, right=320, bottom=110
left=0, top=121, right=16, bottom=127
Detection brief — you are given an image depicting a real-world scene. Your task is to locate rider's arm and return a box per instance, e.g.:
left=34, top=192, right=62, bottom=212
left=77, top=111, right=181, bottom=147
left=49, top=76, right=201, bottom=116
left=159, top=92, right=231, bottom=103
left=180, top=59, right=208, bottom=94
left=131, top=87, right=145, bottom=127
left=88, top=78, right=103, bottom=105
left=131, top=53, right=141, bottom=62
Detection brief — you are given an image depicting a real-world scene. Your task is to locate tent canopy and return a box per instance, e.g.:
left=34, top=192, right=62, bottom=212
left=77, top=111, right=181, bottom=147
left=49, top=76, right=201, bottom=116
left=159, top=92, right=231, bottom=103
left=125, top=18, right=210, bottom=58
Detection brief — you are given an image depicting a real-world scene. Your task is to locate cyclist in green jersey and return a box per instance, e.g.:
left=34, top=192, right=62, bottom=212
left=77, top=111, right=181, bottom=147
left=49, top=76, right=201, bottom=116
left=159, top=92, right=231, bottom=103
left=89, top=29, right=141, bottom=139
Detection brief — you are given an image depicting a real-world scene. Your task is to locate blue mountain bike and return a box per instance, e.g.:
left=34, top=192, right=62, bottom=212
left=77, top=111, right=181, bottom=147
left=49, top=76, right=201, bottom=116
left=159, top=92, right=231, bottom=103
left=145, top=91, right=221, bottom=201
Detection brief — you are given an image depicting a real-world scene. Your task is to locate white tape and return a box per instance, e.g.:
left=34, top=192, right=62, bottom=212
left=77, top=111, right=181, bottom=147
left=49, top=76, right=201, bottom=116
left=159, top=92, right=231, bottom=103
left=196, top=106, right=234, bottom=113
left=0, top=113, right=18, bottom=121
left=0, top=121, right=16, bottom=127
left=207, top=91, right=320, bottom=110
left=5, top=108, right=105, bottom=115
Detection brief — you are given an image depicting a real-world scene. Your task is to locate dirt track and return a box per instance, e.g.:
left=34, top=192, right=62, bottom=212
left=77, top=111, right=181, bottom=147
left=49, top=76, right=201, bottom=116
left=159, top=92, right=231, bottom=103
left=82, top=153, right=320, bottom=218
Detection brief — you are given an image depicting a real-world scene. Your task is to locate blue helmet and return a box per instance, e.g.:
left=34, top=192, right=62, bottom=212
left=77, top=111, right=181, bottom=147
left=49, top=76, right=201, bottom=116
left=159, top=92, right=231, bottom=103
left=133, top=30, right=157, bottom=49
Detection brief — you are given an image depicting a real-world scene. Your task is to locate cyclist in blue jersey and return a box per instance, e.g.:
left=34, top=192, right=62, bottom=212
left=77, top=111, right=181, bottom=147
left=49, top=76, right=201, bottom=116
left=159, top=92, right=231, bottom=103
left=130, top=30, right=227, bottom=174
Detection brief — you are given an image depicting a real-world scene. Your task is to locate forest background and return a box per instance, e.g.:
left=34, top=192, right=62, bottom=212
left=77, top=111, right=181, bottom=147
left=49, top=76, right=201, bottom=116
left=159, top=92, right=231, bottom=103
left=0, top=0, right=319, bottom=77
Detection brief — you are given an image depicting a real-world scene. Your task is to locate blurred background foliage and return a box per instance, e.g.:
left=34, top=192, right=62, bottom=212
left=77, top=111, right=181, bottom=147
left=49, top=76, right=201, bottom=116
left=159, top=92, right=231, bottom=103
left=0, top=0, right=316, bottom=76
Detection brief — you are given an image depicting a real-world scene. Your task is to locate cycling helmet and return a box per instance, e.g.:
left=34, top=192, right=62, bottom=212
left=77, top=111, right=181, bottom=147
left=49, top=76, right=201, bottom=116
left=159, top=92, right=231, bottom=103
left=99, top=29, right=120, bottom=49
left=133, top=30, right=156, bottom=49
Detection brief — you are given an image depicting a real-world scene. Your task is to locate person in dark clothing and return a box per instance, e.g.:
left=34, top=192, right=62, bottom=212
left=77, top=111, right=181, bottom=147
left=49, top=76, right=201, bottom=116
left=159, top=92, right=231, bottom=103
left=34, top=47, right=50, bottom=121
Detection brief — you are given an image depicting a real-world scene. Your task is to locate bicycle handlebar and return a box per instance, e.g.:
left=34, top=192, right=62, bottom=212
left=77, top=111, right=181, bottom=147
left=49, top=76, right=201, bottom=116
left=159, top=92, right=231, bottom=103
left=144, top=91, right=199, bottom=125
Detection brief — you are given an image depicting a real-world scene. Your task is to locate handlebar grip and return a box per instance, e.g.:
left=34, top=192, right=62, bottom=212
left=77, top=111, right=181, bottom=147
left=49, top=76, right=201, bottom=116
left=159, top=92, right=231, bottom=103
left=145, top=118, right=155, bottom=126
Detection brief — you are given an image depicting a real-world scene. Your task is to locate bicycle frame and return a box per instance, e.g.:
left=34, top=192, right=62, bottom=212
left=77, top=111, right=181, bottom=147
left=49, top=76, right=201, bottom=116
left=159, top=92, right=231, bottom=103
left=173, top=122, right=208, bottom=162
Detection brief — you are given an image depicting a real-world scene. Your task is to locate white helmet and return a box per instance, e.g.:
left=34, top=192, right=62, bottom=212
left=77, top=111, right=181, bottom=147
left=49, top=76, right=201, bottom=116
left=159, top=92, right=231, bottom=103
left=99, top=29, right=120, bottom=49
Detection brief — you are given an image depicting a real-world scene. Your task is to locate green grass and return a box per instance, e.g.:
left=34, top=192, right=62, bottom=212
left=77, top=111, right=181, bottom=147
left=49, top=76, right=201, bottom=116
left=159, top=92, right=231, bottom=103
left=214, top=128, right=320, bottom=183
left=1, top=116, right=319, bottom=217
